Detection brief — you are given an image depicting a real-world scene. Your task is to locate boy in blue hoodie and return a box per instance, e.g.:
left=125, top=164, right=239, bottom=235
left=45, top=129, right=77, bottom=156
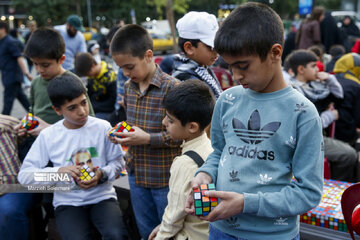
left=185, top=3, right=324, bottom=240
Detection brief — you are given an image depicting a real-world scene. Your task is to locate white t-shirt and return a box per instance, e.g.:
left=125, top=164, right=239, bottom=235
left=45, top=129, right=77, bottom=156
left=18, top=116, right=125, bottom=208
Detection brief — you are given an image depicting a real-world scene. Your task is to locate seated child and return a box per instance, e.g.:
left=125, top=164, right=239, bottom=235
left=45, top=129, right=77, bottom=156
left=18, top=73, right=128, bottom=240
left=149, top=79, right=215, bottom=240
left=288, top=49, right=357, bottom=182
left=325, top=45, right=345, bottom=73
left=75, top=52, right=117, bottom=121
left=172, top=11, right=223, bottom=99
left=287, top=49, right=343, bottom=114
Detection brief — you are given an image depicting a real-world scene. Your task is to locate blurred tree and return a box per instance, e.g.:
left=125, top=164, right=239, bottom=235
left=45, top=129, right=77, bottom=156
left=314, top=0, right=341, bottom=11
left=12, top=0, right=73, bottom=26
left=146, top=0, right=190, bottom=19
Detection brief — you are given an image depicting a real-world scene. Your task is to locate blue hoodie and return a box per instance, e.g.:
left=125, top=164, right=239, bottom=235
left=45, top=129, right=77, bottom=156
left=197, top=86, right=324, bottom=239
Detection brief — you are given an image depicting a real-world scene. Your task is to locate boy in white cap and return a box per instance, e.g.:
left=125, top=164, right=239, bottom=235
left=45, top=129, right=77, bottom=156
left=172, top=11, right=223, bottom=99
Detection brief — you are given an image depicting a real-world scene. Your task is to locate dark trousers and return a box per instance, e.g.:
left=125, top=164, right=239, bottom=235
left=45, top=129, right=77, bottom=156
left=2, top=82, right=30, bottom=115
left=55, top=198, right=128, bottom=240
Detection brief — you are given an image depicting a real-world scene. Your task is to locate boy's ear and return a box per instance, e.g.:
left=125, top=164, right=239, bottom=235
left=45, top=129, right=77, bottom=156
left=52, top=106, right=62, bottom=116
left=58, top=55, right=66, bottom=65
left=297, top=65, right=305, bottom=75
left=183, top=41, right=195, bottom=56
left=270, top=44, right=282, bottom=62
left=144, top=49, right=153, bottom=63
left=187, top=121, right=200, bottom=134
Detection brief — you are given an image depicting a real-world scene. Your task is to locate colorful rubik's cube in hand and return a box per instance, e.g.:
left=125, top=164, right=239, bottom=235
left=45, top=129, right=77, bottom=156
left=193, top=183, right=218, bottom=216
left=20, top=113, right=39, bottom=130
left=108, top=121, right=134, bottom=138
left=79, top=164, right=96, bottom=181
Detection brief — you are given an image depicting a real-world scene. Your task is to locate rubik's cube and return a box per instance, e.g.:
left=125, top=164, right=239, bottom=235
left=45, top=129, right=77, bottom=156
left=20, top=113, right=39, bottom=130
left=79, top=164, right=95, bottom=181
left=193, top=183, right=218, bottom=216
left=108, top=121, right=134, bottom=138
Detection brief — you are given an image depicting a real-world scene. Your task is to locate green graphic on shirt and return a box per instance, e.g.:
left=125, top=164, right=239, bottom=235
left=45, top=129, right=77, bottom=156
left=66, top=147, right=98, bottom=164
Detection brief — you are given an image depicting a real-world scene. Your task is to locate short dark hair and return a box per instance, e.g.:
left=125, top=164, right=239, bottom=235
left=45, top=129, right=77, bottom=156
left=287, top=49, right=317, bottom=76
left=163, top=80, right=215, bottom=131
left=178, top=37, right=200, bottom=54
left=47, top=73, right=86, bottom=108
left=24, top=27, right=65, bottom=60
left=75, top=52, right=97, bottom=77
left=329, top=45, right=346, bottom=58
left=110, top=24, right=153, bottom=58
left=308, top=45, right=324, bottom=58
left=214, top=2, right=284, bottom=61
left=0, top=21, right=9, bottom=33
left=106, top=26, right=120, bottom=43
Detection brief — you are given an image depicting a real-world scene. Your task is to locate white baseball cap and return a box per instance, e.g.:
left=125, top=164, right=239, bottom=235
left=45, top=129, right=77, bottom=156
left=176, top=11, right=219, bottom=48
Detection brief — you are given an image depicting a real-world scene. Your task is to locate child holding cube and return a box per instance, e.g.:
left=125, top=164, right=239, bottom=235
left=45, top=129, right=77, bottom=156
left=149, top=79, right=215, bottom=240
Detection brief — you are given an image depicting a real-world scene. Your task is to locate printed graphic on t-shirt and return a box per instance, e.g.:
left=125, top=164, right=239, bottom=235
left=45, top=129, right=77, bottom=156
left=294, top=102, right=308, bottom=113
left=68, top=147, right=99, bottom=167
left=257, top=173, right=272, bottom=185
left=229, top=170, right=240, bottom=182
left=226, top=216, right=240, bottom=229
left=66, top=147, right=99, bottom=190
left=285, top=136, right=296, bottom=149
left=232, top=110, right=281, bottom=145
left=274, top=217, right=288, bottom=226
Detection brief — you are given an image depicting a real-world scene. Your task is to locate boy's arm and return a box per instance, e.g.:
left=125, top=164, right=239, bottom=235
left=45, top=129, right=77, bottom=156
left=195, top=98, right=225, bottom=182
left=243, top=117, right=323, bottom=218
left=155, top=158, right=195, bottom=239
left=102, top=132, right=126, bottom=181
left=318, top=73, right=343, bottom=99
left=17, top=133, right=60, bottom=185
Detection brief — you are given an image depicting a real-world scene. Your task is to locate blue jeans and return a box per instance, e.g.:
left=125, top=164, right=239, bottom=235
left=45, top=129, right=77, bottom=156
left=0, top=193, right=41, bottom=240
left=209, top=223, right=300, bottom=240
left=128, top=173, right=169, bottom=240
left=55, top=198, right=128, bottom=240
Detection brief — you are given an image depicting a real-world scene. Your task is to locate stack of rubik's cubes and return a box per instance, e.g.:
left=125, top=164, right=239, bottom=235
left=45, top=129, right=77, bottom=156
left=193, top=183, right=218, bottom=216
left=300, top=179, right=353, bottom=232
left=108, top=121, right=134, bottom=138
left=20, top=113, right=39, bottom=130
left=79, top=164, right=95, bottom=181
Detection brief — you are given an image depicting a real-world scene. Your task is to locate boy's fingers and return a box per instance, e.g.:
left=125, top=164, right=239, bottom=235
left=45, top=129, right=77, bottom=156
left=204, top=190, right=224, bottom=198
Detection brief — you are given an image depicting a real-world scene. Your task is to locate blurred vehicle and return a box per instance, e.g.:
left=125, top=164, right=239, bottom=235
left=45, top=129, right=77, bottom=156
left=83, top=27, right=98, bottom=41
left=149, top=30, right=175, bottom=54
left=331, top=11, right=360, bottom=29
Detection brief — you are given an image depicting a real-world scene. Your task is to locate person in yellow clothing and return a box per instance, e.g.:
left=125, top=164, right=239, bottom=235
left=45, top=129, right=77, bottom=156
left=149, top=80, right=215, bottom=240
left=75, top=52, right=117, bottom=121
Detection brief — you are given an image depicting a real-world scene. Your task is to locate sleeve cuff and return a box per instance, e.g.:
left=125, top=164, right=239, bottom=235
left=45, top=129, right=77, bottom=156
left=150, top=132, right=165, bottom=146
left=243, top=192, right=260, bottom=214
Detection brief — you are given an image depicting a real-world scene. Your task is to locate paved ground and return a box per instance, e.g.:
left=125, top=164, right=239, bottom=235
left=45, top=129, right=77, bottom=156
left=0, top=75, right=31, bottom=120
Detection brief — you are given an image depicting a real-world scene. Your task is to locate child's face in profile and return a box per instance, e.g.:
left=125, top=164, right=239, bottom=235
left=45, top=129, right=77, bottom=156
left=53, top=94, right=89, bottom=129
left=31, top=56, right=65, bottom=80
left=223, top=53, right=278, bottom=93
left=303, top=61, right=318, bottom=82
left=113, top=51, right=153, bottom=84
left=189, top=41, right=218, bottom=67
left=162, top=111, right=187, bottom=141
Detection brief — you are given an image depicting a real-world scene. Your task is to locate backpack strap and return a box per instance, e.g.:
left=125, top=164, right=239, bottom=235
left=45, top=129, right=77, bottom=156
left=183, top=150, right=204, bottom=168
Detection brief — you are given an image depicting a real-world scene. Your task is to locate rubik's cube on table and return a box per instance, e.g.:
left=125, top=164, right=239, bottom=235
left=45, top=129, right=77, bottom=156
left=20, top=113, right=39, bottom=130
left=79, top=164, right=95, bottom=181
left=108, top=121, right=134, bottom=138
left=193, top=183, right=218, bottom=216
